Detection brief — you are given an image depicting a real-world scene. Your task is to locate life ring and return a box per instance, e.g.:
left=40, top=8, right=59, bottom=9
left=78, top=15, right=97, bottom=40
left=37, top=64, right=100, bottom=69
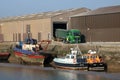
left=73, top=59, right=76, bottom=63
left=23, top=44, right=26, bottom=48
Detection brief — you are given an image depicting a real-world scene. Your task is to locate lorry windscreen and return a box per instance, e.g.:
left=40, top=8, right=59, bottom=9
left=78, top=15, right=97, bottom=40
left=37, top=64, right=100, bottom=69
left=74, top=32, right=80, bottom=36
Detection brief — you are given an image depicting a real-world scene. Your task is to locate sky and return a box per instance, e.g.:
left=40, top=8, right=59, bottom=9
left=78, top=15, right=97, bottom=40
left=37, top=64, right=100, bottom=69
left=0, top=0, right=120, bottom=18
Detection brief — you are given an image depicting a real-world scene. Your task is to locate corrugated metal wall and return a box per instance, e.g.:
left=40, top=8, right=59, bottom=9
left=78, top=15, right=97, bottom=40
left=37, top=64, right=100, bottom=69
left=70, top=12, right=120, bottom=42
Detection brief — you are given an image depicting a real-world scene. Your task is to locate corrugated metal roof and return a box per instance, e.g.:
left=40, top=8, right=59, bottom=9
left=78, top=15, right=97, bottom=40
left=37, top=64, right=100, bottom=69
left=0, top=8, right=89, bottom=22
left=88, top=5, right=120, bottom=15
left=71, top=5, right=120, bottom=17
left=71, top=12, right=89, bottom=17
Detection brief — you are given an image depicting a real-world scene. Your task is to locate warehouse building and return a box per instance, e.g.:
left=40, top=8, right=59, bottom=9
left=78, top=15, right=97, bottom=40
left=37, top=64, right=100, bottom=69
left=70, top=5, right=120, bottom=42
left=0, top=8, right=90, bottom=42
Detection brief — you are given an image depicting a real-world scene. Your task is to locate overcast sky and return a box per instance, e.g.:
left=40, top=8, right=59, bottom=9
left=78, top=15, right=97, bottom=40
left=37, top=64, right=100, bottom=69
left=0, top=0, right=120, bottom=18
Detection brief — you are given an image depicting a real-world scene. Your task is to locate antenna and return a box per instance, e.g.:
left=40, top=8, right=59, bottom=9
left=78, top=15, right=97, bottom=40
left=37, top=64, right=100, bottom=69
left=74, top=45, right=82, bottom=55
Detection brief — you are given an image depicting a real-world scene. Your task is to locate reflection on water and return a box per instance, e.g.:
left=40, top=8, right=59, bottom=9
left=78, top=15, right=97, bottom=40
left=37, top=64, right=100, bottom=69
left=0, top=63, right=111, bottom=80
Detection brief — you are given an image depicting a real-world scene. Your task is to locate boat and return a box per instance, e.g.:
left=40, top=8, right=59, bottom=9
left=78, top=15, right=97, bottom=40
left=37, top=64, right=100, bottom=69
left=52, top=47, right=107, bottom=71
left=13, top=38, right=51, bottom=65
left=82, top=50, right=107, bottom=71
left=52, top=47, right=88, bottom=70
left=0, top=49, right=10, bottom=61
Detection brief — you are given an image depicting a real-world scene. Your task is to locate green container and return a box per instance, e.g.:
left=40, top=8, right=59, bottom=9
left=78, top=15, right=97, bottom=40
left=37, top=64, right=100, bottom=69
left=55, top=29, right=68, bottom=39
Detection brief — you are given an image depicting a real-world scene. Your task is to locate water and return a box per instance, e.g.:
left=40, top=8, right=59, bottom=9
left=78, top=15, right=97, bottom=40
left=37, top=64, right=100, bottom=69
left=0, top=63, right=118, bottom=80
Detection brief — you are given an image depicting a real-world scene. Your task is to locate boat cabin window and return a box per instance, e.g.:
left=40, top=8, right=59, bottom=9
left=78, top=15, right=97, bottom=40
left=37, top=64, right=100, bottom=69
left=83, top=56, right=90, bottom=59
left=66, top=56, right=70, bottom=58
left=91, top=56, right=97, bottom=59
left=25, top=38, right=37, bottom=45
left=71, top=56, right=74, bottom=59
left=92, top=56, right=96, bottom=59
left=84, top=56, right=89, bottom=59
left=83, top=56, right=87, bottom=58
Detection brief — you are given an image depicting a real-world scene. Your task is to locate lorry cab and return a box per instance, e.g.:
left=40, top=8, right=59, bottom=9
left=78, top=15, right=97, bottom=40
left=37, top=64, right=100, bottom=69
left=66, top=29, right=81, bottom=43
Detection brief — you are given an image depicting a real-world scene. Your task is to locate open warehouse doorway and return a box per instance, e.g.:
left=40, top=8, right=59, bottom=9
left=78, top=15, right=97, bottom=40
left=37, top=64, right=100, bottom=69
left=53, top=22, right=67, bottom=38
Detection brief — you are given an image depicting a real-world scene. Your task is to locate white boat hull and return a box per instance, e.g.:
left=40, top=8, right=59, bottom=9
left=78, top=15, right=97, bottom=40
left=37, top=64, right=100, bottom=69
left=53, top=58, right=88, bottom=70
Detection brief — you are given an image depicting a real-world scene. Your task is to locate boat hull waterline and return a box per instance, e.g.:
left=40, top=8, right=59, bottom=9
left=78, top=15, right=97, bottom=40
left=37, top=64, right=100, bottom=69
left=52, top=62, right=88, bottom=70
left=0, top=52, right=10, bottom=60
left=52, top=57, right=88, bottom=70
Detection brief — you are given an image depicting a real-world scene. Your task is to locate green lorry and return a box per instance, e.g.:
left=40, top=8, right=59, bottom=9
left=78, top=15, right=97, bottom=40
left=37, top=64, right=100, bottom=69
left=55, top=29, right=81, bottom=43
